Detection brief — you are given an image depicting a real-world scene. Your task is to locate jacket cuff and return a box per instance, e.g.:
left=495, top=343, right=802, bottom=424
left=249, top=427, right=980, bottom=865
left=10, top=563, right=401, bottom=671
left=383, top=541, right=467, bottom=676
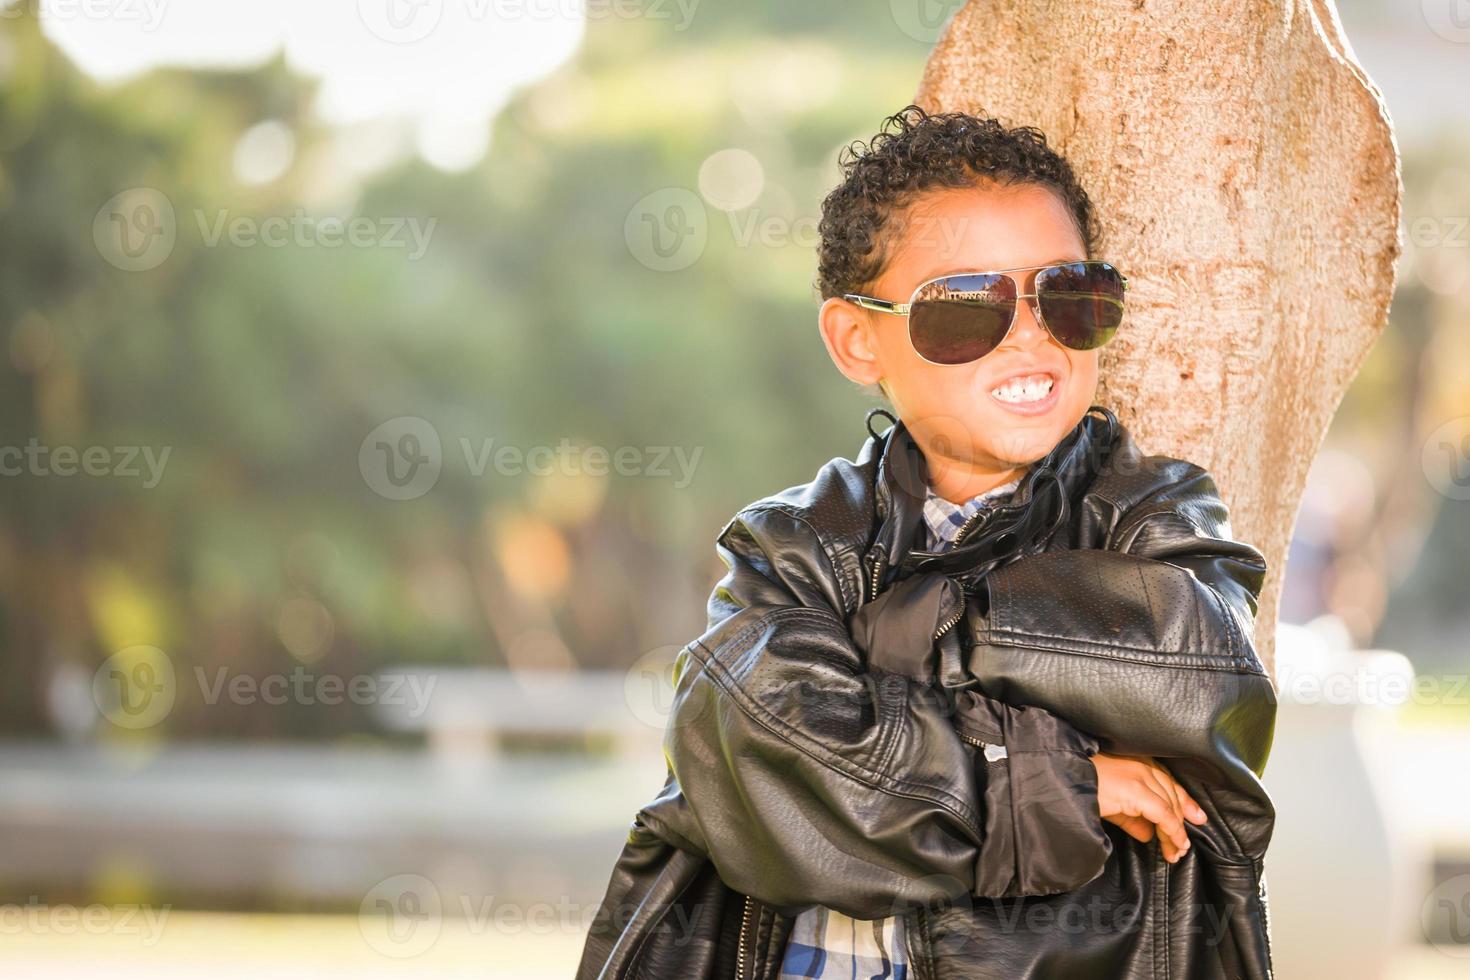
left=960, top=693, right=1112, bottom=897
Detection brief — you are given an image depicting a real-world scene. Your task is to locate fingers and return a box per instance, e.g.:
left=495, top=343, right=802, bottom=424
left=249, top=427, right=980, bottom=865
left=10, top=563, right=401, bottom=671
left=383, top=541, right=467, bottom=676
left=1139, top=767, right=1191, bottom=858
left=1102, top=809, right=1183, bottom=862
left=1104, top=813, right=1156, bottom=845
left=1138, top=756, right=1208, bottom=825
left=1177, top=785, right=1207, bottom=825
left=1126, top=786, right=1190, bottom=860
left=1092, top=752, right=1209, bottom=865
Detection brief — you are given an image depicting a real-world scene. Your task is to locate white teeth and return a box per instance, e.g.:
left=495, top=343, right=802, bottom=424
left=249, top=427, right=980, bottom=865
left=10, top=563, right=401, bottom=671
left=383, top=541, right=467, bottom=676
left=991, top=374, right=1055, bottom=404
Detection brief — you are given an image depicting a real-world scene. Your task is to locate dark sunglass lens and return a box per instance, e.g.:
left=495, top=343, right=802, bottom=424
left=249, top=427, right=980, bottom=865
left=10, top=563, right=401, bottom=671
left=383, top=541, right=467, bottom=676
left=908, top=273, right=1017, bottom=365
left=1035, top=262, right=1125, bottom=351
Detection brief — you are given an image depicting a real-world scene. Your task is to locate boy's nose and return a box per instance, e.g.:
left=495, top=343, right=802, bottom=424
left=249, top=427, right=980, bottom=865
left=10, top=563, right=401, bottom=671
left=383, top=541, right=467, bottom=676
left=998, top=294, right=1048, bottom=351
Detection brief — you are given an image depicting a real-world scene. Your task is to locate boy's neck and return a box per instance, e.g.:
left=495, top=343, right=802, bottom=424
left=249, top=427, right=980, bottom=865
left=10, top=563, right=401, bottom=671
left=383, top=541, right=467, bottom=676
left=922, top=453, right=1032, bottom=505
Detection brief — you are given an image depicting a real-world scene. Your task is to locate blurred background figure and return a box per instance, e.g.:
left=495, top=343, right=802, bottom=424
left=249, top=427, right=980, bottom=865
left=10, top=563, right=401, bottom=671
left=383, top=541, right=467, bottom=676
left=0, top=0, right=1467, bottom=976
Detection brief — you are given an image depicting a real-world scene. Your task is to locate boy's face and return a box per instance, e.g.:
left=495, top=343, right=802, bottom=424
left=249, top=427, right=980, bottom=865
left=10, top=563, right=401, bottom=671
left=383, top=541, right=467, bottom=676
left=819, top=180, right=1099, bottom=496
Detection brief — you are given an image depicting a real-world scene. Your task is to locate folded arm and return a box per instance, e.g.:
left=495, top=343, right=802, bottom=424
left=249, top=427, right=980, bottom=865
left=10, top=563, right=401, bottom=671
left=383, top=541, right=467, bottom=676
left=641, top=504, right=1112, bottom=919
left=965, top=461, right=1277, bottom=864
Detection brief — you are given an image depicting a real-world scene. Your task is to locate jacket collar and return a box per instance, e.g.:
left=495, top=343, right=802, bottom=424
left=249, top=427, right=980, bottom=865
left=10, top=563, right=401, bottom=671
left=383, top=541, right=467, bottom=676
left=866, top=404, right=1121, bottom=580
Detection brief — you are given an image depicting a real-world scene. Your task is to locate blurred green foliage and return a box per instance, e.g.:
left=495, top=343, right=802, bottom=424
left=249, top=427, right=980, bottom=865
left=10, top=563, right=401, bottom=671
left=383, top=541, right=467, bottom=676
left=0, top=5, right=1465, bottom=740
left=0, top=8, right=932, bottom=737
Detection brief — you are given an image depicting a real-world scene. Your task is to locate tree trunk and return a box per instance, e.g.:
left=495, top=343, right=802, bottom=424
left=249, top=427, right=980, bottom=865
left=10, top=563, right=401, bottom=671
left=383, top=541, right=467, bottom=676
left=916, top=0, right=1403, bottom=676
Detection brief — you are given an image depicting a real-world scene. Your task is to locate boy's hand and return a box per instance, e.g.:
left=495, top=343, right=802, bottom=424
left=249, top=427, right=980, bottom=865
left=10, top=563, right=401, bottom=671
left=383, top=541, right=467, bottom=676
left=1091, top=752, right=1207, bottom=864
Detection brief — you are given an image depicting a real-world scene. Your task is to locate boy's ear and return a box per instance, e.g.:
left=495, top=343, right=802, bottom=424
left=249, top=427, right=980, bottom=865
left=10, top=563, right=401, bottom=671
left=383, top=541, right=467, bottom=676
left=818, top=296, right=886, bottom=387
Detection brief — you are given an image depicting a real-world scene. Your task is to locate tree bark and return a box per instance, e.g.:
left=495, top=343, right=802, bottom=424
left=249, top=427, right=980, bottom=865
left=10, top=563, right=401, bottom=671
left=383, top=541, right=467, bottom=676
left=916, top=0, right=1403, bottom=676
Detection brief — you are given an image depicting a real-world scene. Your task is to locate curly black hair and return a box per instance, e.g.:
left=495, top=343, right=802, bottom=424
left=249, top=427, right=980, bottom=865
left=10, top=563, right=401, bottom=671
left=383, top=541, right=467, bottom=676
left=816, top=105, right=1099, bottom=300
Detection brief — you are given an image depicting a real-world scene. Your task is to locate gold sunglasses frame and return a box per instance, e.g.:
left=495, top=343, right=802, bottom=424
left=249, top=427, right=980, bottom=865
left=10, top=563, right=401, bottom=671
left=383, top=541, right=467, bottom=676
left=842, top=260, right=1129, bottom=366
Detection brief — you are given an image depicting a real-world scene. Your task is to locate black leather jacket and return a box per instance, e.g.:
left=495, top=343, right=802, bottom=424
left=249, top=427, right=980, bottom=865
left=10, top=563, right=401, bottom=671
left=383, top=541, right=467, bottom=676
left=577, top=405, right=1277, bottom=980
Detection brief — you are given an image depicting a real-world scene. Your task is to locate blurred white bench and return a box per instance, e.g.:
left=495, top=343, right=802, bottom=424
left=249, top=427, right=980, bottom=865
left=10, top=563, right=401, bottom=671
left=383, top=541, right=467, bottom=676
left=371, top=666, right=670, bottom=757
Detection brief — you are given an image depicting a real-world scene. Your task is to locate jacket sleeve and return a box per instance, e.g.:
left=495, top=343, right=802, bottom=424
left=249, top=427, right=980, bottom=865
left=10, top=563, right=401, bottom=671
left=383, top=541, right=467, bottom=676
left=639, top=504, right=1112, bottom=920
left=965, top=461, right=1277, bottom=865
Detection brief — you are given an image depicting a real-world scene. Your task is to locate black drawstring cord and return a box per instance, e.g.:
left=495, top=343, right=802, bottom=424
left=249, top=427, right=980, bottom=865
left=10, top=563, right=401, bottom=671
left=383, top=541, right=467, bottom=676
left=865, top=406, right=898, bottom=441
left=1017, top=466, right=1068, bottom=556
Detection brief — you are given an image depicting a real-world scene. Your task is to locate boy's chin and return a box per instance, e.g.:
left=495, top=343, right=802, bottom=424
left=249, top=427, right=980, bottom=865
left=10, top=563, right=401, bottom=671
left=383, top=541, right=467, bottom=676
left=906, top=401, right=1081, bottom=467
left=976, top=420, right=1072, bottom=465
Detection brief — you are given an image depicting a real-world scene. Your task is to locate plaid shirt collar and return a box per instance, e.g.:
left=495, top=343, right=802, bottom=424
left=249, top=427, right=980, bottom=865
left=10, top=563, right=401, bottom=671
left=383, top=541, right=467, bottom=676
left=919, top=472, right=1026, bottom=549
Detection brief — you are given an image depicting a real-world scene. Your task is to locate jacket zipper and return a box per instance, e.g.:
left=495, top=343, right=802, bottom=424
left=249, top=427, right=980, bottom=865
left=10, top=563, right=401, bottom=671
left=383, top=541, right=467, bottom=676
left=868, top=541, right=966, bottom=640
left=736, top=894, right=752, bottom=980
left=952, top=502, right=994, bottom=547
left=865, top=546, right=885, bottom=603
left=932, top=501, right=1008, bottom=640
left=932, top=602, right=965, bottom=641
left=958, top=729, right=1008, bottom=762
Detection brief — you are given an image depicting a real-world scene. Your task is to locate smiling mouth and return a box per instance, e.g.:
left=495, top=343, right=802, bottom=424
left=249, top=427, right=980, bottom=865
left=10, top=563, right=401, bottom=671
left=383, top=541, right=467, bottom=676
left=989, top=373, right=1056, bottom=404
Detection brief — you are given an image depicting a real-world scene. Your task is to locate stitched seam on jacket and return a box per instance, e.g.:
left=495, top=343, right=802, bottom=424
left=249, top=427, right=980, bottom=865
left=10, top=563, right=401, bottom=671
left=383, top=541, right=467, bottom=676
left=1133, top=559, right=1157, bottom=642
left=1103, top=463, right=1209, bottom=546
left=872, top=669, right=907, bottom=780
left=752, top=900, right=770, bottom=977
left=988, top=535, right=1263, bottom=672
left=685, top=613, right=981, bottom=828
left=980, top=627, right=1268, bottom=675
left=733, top=502, right=859, bottom=614
left=699, top=599, right=893, bottom=805
left=1149, top=840, right=1166, bottom=980
left=1085, top=448, right=1192, bottom=526
left=1113, top=507, right=1267, bottom=673
left=1161, top=841, right=1171, bottom=980
left=981, top=567, right=1258, bottom=675
left=1201, top=578, right=1241, bottom=669
left=919, top=907, right=940, bottom=980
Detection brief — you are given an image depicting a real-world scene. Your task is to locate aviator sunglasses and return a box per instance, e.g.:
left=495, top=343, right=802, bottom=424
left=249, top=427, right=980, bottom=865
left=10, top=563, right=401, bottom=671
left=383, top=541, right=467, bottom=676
left=844, top=260, right=1128, bottom=366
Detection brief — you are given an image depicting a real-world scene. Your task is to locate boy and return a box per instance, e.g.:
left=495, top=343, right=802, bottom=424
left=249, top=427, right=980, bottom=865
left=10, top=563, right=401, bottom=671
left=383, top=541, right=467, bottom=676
left=578, top=105, right=1276, bottom=980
